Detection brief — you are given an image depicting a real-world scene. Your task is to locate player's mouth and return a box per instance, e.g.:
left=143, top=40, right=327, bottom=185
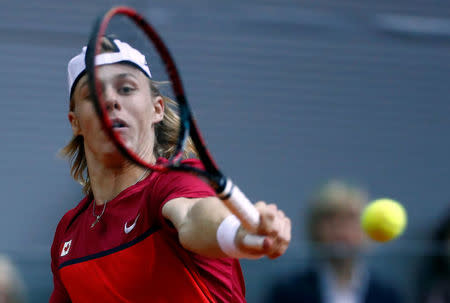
left=110, top=118, right=128, bottom=129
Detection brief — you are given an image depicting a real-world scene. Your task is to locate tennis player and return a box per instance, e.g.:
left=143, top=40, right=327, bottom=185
left=49, top=37, right=291, bottom=302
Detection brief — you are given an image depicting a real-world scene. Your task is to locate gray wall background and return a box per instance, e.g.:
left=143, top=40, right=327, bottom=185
left=1, top=0, right=449, bottom=302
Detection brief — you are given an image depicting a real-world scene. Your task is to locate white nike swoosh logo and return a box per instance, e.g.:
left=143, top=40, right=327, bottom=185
left=124, top=214, right=140, bottom=234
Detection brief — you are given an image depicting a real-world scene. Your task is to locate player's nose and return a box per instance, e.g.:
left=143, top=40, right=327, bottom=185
left=104, top=86, right=121, bottom=111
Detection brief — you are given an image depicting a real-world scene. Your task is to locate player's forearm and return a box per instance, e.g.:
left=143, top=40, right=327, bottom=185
left=163, top=197, right=291, bottom=259
left=175, top=197, right=231, bottom=258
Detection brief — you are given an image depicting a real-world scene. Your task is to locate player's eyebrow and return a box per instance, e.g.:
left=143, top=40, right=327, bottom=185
left=77, top=71, right=140, bottom=96
left=114, top=72, right=139, bottom=81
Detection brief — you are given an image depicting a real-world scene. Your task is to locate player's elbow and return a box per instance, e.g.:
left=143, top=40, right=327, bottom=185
left=176, top=214, right=225, bottom=258
left=176, top=222, right=197, bottom=251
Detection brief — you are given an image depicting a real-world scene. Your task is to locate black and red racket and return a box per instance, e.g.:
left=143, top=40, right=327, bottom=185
left=85, top=6, right=264, bottom=248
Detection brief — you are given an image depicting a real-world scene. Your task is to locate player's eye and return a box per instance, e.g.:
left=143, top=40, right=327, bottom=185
left=118, top=84, right=136, bottom=95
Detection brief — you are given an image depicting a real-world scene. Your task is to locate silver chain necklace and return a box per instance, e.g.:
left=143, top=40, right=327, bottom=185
left=91, top=169, right=149, bottom=228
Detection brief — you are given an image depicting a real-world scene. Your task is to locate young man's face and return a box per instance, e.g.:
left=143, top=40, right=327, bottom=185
left=69, top=64, right=163, bottom=164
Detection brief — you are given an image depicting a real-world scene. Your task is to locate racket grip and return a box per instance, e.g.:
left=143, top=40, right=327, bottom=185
left=217, top=179, right=260, bottom=233
left=242, top=234, right=266, bottom=254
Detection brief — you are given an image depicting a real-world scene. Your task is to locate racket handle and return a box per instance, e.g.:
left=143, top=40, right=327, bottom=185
left=217, top=179, right=260, bottom=233
left=242, top=234, right=266, bottom=254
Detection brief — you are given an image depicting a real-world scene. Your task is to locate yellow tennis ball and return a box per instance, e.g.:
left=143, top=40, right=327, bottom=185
left=361, top=198, right=407, bottom=242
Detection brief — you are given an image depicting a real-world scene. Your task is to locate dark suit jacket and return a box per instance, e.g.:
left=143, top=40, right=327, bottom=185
left=266, top=268, right=402, bottom=303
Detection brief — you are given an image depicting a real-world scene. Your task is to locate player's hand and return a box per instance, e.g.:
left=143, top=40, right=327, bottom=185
left=235, top=201, right=291, bottom=259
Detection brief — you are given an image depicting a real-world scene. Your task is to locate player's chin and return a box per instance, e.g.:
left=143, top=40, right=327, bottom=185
left=112, top=128, right=133, bottom=143
left=110, top=132, right=137, bottom=152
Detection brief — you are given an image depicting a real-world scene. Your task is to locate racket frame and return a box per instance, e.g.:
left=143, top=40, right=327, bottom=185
left=85, top=6, right=261, bottom=234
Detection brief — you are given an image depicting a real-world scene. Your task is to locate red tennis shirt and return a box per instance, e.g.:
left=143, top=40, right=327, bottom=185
left=50, top=158, right=246, bottom=303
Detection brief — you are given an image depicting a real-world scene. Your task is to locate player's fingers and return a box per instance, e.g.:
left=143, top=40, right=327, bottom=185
left=264, top=209, right=286, bottom=237
left=254, top=201, right=279, bottom=215
left=276, top=218, right=292, bottom=258
left=256, top=203, right=282, bottom=236
left=246, top=210, right=290, bottom=254
left=266, top=216, right=291, bottom=259
left=237, top=215, right=290, bottom=258
left=254, top=201, right=266, bottom=208
left=239, top=202, right=291, bottom=258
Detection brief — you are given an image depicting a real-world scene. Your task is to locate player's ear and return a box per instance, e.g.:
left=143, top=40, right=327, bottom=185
left=68, top=111, right=82, bottom=136
left=152, top=96, right=164, bottom=124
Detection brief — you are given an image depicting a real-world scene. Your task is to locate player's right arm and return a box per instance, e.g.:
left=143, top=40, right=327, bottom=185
left=162, top=196, right=291, bottom=259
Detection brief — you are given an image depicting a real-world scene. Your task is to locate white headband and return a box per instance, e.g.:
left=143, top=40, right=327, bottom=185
left=67, top=38, right=151, bottom=96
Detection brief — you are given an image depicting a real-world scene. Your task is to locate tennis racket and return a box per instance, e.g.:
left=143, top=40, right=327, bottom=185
left=85, top=6, right=265, bottom=249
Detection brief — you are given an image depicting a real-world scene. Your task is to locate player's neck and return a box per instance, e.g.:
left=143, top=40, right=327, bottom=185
left=87, top=157, right=150, bottom=206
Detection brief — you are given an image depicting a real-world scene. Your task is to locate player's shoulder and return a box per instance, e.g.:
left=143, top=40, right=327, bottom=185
left=51, top=195, right=91, bottom=258
left=55, top=195, right=91, bottom=235
left=156, top=157, right=203, bottom=169
left=180, top=158, right=203, bottom=168
left=153, top=157, right=205, bottom=182
left=150, top=157, right=214, bottom=199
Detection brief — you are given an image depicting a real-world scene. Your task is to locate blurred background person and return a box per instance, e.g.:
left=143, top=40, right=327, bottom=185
left=418, top=210, right=450, bottom=303
left=266, top=180, right=403, bottom=303
left=0, top=254, right=26, bottom=303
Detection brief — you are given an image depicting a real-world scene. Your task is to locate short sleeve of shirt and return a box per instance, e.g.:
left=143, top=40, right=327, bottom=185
left=49, top=214, right=72, bottom=303
left=150, top=158, right=216, bottom=227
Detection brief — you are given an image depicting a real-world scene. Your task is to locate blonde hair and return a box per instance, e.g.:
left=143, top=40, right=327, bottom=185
left=60, top=38, right=196, bottom=194
left=306, top=180, right=368, bottom=241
